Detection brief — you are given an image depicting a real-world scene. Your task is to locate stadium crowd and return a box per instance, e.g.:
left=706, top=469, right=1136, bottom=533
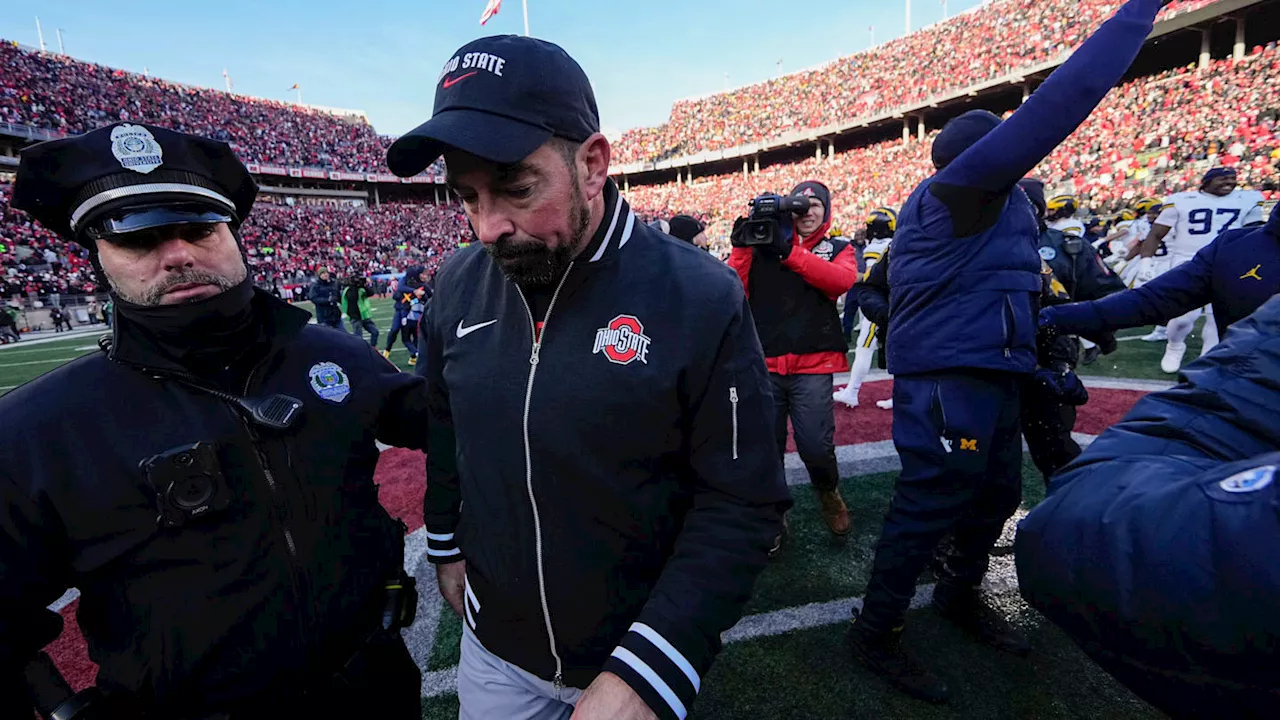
left=241, top=200, right=468, bottom=289
left=613, top=0, right=1221, bottom=165
left=629, top=44, right=1280, bottom=256
left=1, top=40, right=393, bottom=173
left=1, top=0, right=1275, bottom=297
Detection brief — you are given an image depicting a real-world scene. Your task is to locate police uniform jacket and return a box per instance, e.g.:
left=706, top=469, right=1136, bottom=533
left=419, top=182, right=790, bottom=720
left=0, top=291, right=428, bottom=715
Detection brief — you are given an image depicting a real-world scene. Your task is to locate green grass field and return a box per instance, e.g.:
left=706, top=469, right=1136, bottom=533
left=0, top=295, right=1212, bottom=395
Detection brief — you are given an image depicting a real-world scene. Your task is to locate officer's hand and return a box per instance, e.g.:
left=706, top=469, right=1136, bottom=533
left=436, top=559, right=466, bottom=618
left=570, top=671, right=657, bottom=720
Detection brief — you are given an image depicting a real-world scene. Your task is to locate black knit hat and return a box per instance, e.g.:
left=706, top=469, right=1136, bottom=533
left=667, top=215, right=705, bottom=243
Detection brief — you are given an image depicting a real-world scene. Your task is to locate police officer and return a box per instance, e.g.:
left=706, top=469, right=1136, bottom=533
left=849, top=0, right=1167, bottom=702
left=2, top=123, right=429, bottom=719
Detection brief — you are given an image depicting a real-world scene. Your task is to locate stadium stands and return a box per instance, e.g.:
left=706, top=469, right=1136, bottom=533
left=1, top=0, right=1275, bottom=296
left=628, top=44, right=1280, bottom=257
left=612, top=0, right=1223, bottom=165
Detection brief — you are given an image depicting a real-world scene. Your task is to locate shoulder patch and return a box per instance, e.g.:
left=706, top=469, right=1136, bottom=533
left=1038, top=246, right=1057, bottom=261
left=1218, top=465, right=1274, bottom=494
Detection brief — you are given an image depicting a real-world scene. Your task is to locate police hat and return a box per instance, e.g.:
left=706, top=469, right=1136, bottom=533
left=12, top=122, right=258, bottom=247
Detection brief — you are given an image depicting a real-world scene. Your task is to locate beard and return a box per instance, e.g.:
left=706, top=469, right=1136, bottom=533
left=485, top=177, right=592, bottom=289
left=108, top=265, right=247, bottom=306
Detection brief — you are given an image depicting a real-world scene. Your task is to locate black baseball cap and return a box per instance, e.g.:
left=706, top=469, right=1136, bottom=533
left=12, top=122, right=257, bottom=247
left=386, top=35, right=600, bottom=177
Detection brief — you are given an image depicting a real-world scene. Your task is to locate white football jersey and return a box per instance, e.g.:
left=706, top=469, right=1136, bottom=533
left=862, top=237, right=891, bottom=274
left=1049, top=218, right=1086, bottom=237
left=1155, top=189, right=1265, bottom=262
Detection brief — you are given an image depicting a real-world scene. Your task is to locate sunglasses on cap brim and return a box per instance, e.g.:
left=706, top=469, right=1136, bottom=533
left=83, top=205, right=235, bottom=243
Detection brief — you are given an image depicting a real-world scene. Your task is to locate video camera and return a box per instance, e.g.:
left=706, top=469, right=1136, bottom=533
left=731, top=193, right=811, bottom=248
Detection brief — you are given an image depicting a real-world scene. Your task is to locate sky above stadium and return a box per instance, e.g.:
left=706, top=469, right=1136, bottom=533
left=3, top=0, right=984, bottom=138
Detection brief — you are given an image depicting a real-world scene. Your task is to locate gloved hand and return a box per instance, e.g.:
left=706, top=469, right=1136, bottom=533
left=1033, top=366, right=1089, bottom=406
left=729, top=216, right=749, bottom=248
left=756, top=227, right=793, bottom=261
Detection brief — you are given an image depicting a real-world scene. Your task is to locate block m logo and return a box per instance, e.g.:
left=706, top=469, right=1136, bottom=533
left=959, top=438, right=978, bottom=452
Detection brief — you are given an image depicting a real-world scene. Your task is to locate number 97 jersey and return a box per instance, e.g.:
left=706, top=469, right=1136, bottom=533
left=1156, top=189, right=1265, bottom=263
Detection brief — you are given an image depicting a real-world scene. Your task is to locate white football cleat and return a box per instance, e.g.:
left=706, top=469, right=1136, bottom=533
left=1160, top=342, right=1187, bottom=374
left=1141, top=327, right=1168, bottom=342
left=875, top=399, right=894, bottom=410
left=833, top=385, right=859, bottom=409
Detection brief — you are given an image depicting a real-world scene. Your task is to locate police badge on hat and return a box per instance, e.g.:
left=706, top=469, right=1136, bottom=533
left=308, top=361, right=351, bottom=403
left=111, top=124, right=164, bottom=174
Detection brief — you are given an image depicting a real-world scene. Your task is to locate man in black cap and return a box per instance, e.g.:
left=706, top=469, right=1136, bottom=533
left=389, top=35, right=789, bottom=720
left=667, top=215, right=708, bottom=248
left=1, top=122, right=429, bottom=719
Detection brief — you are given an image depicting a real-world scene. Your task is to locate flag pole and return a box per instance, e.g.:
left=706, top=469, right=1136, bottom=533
left=522, top=0, right=530, bottom=36
left=35, top=17, right=46, bottom=52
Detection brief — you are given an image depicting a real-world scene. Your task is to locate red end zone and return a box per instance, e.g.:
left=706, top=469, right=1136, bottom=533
left=46, top=379, right=1147, bottom=692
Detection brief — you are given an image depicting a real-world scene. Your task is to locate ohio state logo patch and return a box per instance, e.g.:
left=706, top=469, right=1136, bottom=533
left=593, top=314, right=651, bottom=365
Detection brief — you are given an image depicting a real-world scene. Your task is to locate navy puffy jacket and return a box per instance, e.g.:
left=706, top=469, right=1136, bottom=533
left=1017, top=293, right=1280, bottom=718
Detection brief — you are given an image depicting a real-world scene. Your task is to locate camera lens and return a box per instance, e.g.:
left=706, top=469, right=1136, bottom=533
left=172, top=477, right=214, bottom=510
left=175, top=452, right=193, bottom=467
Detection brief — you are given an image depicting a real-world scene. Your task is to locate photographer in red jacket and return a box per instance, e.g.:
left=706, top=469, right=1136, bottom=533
left=729, top=181, right=859, bottom=545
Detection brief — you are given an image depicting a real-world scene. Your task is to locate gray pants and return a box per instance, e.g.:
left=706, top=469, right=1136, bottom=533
left=348, top=317, right=379, bottom=346
left=770, top=372, right=840, bottom=491
left=459, top=625, right=583, bottom=720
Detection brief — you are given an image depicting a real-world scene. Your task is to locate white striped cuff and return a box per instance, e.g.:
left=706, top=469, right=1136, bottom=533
left=425, top=528, right=460, bottom=562
left=602, top=623, right=702, bottom=720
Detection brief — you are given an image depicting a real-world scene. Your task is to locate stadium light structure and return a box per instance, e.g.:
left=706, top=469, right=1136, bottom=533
left=34, top=17, right=45, bottom=52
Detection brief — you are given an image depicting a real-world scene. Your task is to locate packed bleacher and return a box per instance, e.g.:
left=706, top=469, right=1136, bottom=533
left=1, top=40, right=391, bottom=173
left=2, top=0, right=1276, bottom=297
left=241, top=200, right=469, bottom=288
left=628, top=43, right=1280, bottom=257
left=613, top=0, right=1222, bottom=165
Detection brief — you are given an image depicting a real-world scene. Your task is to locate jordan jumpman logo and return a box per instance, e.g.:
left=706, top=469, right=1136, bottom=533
left=1240, top=264, right=1263, bottom=281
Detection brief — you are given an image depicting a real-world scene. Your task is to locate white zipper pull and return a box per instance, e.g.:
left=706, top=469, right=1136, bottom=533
left=530, top=343, right=541, bottom=365
left=729, top=386, right=740, bottom=460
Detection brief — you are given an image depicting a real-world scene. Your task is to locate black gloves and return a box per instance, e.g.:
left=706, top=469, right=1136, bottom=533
left=1033, top=365, right=1089, bottom=407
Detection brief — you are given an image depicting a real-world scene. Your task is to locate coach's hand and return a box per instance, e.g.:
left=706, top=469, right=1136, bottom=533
left=571, top=671, right=657, bottom=720
left=436, top=559, right=466, bottom=618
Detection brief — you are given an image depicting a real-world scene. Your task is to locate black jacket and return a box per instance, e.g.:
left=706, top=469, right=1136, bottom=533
left=419, top=184, right=790, bottom=720
left=1037, top=227, right=1125, bottom=303
left=0, top=292, right=428, bottom=717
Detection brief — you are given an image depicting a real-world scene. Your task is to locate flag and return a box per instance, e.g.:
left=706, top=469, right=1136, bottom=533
left=480, top=0, right=502, bottom=25
left=288, top=83, right=299, bottom=91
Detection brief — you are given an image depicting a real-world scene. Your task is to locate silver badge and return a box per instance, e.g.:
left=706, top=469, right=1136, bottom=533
left=110, top=124, right=164, bottom=174
left=308, top=361, right=351, bottom=404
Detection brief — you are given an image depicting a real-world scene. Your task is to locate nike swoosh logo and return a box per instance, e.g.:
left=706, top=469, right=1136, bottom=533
left=456, top=319, right=498, bottom=338
left=442, top=71, right=478, bottom=89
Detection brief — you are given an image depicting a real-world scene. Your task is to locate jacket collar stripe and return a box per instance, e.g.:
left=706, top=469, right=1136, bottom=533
left=617, top=209, right=637, bottom=249
left=588, top=189, right=625, bottom=263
